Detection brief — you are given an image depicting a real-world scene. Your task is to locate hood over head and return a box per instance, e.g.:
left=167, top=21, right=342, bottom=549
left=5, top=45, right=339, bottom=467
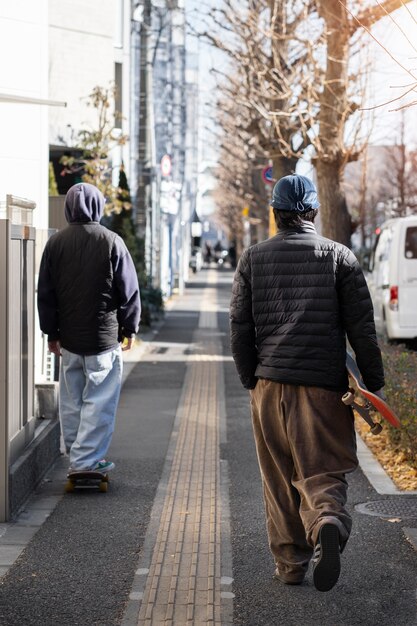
left=64, top=183, right=105, bottom=223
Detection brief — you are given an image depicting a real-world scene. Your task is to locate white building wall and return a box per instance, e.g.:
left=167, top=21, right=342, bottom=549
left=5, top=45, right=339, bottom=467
left=48, top=0, right=131, bottom=178
left=197, top=163, right=217, bottom=217
left=48, top=0, right=114, bottom=143
left=0, top=0, right=49, bottom=228
left=113, top=0, right=132, bottom=182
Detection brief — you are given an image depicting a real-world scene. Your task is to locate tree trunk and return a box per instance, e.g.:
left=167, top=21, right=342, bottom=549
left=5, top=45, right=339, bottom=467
left=316, top=0, right=413, bottom=246
left=316, top=1, right=351, bottom=245
left=316, top=159, right=352, bottom=247
left=269, top=2, right=301, bottom=179
left=272, top=155, right=298, bottom=182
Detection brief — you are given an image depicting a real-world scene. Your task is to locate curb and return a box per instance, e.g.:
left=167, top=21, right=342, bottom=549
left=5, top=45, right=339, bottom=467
left=356, top=435, right=417, bottom=553
left=356, top=436, right=417, bottom=496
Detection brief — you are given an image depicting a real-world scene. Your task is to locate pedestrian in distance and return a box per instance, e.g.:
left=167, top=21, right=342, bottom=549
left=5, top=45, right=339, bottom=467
left=37, top=182, right=141, bottom=476
left=229, top=174, right=385, bottom=592
left=228, top=240, right=237, bottom=269
left=204, top=241, right=213, bottom=265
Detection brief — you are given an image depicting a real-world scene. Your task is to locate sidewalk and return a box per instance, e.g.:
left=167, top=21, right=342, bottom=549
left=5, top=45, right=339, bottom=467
left=0, top=268, right=416, bottom=626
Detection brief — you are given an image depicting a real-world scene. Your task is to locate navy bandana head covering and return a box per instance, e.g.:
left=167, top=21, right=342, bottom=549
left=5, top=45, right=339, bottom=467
left=270, top=174, right=320, bottom=213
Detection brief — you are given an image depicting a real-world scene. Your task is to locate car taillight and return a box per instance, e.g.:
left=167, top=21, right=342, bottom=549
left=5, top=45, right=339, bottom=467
left=389, top=285, right=399, bottom=311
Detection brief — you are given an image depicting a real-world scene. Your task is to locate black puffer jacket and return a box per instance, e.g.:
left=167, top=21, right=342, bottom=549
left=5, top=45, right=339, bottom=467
left=37, top=183, right=141, bottom=355
left=230, top=223, right=384, bottom=392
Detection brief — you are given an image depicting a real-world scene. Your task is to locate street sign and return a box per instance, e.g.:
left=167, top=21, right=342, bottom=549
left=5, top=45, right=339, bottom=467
left=262, top=166, right=274, bottom=185
left=161, top=154, right=172, bottom=177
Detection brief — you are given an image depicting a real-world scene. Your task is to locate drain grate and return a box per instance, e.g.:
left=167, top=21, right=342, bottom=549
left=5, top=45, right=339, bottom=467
left=356, top=499, right=417, bottom=518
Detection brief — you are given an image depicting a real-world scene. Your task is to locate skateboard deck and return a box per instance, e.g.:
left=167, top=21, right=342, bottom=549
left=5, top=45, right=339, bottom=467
left=343, top=352, right=401, bottom=434
left=65, top=470, right=109, bottom=493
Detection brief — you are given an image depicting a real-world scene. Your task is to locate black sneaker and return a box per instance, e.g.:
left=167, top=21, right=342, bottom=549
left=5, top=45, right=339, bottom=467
left=312, top=523, right=341, bottom=592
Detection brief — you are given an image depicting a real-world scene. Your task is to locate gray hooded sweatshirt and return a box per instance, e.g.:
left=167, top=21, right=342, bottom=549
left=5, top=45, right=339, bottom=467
left=37, top=183, right=141, bottom=355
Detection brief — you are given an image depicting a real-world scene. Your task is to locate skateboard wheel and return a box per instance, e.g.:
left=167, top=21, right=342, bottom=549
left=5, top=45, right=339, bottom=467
left=371, top=423, right=383, bottom=435
left=99, top=481, right=108, bottom=493
left=342, top=391, right=354, bottom=405
left=65, top=480, right=75, bottom=493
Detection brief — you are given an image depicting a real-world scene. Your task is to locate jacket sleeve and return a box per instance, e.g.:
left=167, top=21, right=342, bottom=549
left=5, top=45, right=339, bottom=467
left=229, top=248, right=258, bottom=389
left=337, top=248, right=385, bottom=391
left=37, top=244, right=60, bottom=342
left=112, top=238, right=141, bottom=337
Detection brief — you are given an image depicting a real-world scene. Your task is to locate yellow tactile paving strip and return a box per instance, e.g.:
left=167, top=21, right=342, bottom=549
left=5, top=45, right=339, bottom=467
left=138, top=353, right=221, bottom=625
left=123, top=272, right=232, bottom=626
left=121, top=274, right=233, bottom=626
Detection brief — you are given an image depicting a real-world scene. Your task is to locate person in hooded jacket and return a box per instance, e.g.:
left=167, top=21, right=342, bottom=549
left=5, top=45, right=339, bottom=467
left=37, top=182, right=141, bottom=475
left=230, top=174, right=385, bottom=592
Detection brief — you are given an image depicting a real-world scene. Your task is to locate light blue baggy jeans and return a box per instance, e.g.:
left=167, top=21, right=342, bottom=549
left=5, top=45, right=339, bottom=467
left=59, top=346, right=123, bottom=471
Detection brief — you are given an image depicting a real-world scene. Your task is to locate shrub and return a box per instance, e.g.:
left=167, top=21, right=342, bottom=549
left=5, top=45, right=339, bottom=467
left=382, top=347, right=417, bottom=468
left=140, top=284, right=164, bottom=329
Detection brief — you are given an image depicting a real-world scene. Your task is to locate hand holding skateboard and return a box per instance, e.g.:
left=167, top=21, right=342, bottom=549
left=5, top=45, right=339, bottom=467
left=343, top=352, right=401, bottom=435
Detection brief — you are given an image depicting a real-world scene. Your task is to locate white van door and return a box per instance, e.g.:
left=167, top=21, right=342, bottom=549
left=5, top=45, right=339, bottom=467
left=399, top=224, right=417, bottom=327
left=371, top=226, right=392, bottom=329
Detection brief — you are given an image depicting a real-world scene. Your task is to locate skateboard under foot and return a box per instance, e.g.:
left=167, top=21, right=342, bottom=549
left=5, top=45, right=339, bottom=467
left=65, top=471, right=109, bottom=493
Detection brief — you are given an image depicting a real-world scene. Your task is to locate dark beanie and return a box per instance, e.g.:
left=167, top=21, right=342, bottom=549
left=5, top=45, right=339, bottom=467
left=270, top=174, right=320, bottom=213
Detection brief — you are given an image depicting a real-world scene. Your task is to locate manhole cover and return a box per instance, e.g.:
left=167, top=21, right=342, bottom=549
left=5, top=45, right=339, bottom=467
left=356, top=499, right=417, bottom=518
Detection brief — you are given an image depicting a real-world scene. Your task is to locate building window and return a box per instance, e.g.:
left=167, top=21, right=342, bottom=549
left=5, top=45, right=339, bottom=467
left=115, top=63, right=123, bottom=129
left=114, top=0, right=124, bottom=48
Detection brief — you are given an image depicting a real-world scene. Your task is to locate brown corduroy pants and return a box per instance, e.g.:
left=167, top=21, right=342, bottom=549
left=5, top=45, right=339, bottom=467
left=250, top=379, right=358, bottom=581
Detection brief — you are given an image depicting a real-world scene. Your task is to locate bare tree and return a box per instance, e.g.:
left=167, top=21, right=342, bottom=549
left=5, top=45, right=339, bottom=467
left=60, top=85, right=128, bottom=214
left=383, top=111, right=417, bottom=217
left=197, top=0, right=319, bottom=241
left=313, top=0, right=413, bottom=245
left=344, top=145, right=393, bottom=247
left=214, top=87, right=270, bottom=250
left=197, top=0, right=414, bottom=246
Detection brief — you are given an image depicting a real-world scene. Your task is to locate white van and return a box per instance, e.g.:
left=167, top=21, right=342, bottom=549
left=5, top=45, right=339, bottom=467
left=366, top=215, right=417, bottom=342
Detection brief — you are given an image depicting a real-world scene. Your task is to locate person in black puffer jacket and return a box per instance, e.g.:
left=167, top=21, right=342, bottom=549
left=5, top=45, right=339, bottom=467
left=230, top=174, right=385, bottom=592
left=38, top=183, right=141, bottom=476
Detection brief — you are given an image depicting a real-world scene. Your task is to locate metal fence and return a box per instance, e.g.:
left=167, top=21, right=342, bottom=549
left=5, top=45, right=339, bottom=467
left=48, top=195, right=66, bottom=231
left=0, top=196, right=36, bottom=521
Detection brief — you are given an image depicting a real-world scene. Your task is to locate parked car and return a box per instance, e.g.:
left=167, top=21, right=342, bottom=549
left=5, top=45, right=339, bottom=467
left=366, top=215, right=417, bottom=342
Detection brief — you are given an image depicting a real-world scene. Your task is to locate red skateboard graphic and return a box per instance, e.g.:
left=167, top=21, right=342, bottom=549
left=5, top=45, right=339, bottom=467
left=342, top=352, right=401, bottom=435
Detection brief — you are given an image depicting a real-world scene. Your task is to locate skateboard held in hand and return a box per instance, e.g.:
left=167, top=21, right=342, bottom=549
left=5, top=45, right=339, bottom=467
left=343, top=352, right=400, bottom=435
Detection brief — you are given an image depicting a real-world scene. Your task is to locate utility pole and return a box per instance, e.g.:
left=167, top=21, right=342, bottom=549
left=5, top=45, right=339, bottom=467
left=136, top=0, right=152, bottom=239
left=359, top=147, right=368, bottom=248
